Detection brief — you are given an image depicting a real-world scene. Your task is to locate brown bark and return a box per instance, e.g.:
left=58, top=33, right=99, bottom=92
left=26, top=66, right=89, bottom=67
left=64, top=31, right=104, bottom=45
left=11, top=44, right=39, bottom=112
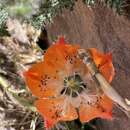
left=46, top=1, right=130, bottom=130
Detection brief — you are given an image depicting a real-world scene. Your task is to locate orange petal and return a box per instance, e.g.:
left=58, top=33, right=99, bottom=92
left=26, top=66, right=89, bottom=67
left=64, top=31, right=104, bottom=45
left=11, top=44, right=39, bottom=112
left=57, top=36, right=65, bottom=44
left=73, top=59, right=89, bottom=77
left=89, top=48, right=115, bottom=82
left=44, top=118, right=57, bottom=129
left=79, top=95, right=112, bottom=122
left=24, top=62, right=62, bottom=98
left=44, top=42, right=80, bottom=75
left=35, top=97, right=78, bottom=127
left=44, top=45, right=66, bottom=70
left=44, top=42, right=79, bottom=63
left=44, top=44, right=71, bottom=74
left=97, top=95, right=113, bottom=120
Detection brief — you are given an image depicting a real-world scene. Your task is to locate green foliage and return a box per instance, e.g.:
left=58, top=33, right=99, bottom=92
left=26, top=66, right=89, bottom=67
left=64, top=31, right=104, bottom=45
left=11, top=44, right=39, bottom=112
left=105, top=0, right=124, bottom=14
left=25, top=0, right=125, bottom=29
left=0, top=25, right=9, bottom=36
left=30, top=14, right=46, bottom=29
left=84, top=0, right=96, bottom=5
left=0, top=0, right=126, bottom=34
left=0, top=5, right=9, bottom=36
left=8, top=4, right=32, bottom=18
left=31, top=0, right=76, bottom=29
left=0, top=7, right=8, bottom=26
left=84, top=0, right=124, bottom=13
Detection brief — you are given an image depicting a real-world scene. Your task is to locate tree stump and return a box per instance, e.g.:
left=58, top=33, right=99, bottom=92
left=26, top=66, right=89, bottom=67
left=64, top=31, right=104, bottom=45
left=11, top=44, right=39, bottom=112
left=46, top=1, right=130, bottom=130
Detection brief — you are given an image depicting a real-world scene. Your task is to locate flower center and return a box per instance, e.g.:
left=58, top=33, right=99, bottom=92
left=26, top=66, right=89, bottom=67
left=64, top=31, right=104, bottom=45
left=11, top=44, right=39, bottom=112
left=61, top=74, right=86, bottom=97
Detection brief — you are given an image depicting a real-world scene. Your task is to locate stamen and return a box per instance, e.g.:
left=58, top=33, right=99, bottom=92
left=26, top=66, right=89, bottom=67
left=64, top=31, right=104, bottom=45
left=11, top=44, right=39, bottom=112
left=79, top=85, right=89, bottom=94
left=70, top=89, right=73, bottom=98
left=62, top=97, right=69, bottom=116
left=80, top=92, right=98, bottom=105
left=63, top=73, right=85, bottom=97
left=70, top=90, right=82, bottom=108
left=72, top=90, right=81, bottom=101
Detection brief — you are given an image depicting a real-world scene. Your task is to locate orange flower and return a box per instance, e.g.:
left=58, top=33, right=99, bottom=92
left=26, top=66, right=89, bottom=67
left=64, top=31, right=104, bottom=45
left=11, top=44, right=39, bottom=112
left=24, top=37, right=115, bottom=128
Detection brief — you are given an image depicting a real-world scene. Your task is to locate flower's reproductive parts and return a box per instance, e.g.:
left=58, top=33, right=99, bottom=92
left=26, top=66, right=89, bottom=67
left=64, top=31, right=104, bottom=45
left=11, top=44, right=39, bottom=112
left=24, top=37, right=115, bottom=128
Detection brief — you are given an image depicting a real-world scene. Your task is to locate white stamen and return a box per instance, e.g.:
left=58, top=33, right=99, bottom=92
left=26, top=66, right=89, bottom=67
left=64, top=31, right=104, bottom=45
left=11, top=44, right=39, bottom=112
left=79, top=85, right=90, bottom=94
left=80, top=92, right=98, bottom=105
left=61, top=87, right=68, bottom=97
left=70, top=90, right=81, bottom=108
left=70, top=89, right=73, bottom=98
left=62, top=97, right=69, bottom=116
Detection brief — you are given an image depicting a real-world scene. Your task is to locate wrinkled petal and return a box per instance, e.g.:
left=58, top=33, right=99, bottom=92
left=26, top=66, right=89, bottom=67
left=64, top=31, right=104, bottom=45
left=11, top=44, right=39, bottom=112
left=72, top=59, right=89, bottom=77
left=44, top=45, right=66, bottom=70
left=24, top=62, right=63, bottom=98
left=79, top=94, right=112, bottom=122
left=44, top=40, right=80, bottom=76
left=89, top=48, right=115, bottom=82
left=35, top=97, right=78, bottom=127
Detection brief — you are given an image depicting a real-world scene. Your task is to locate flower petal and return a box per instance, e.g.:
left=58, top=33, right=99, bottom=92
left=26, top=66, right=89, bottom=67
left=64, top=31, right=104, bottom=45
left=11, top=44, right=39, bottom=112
left=57, top=36, right=65, bottom=44
left=44, top=42, right=80, bottom=76
left=44, top=46, right=66, bottom=70
left=79, top=95, right=112, bottom=122
left=24, top=62, right=63, bottom=98
left=89, top=48, right=115, bottom=82
left=35, top=97, right=78, bottom=127
left=73, top=59, right=89, bottom=77
left=44, top=118, right=56, bottom=129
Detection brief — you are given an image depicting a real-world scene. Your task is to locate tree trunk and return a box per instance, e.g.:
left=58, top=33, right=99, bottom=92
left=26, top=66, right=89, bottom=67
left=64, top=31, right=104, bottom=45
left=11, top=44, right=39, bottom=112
left=46, top=1, right=130, bottom=130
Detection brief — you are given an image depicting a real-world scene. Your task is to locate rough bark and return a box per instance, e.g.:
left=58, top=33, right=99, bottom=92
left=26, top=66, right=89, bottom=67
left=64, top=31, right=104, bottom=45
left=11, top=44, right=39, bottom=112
left=46, top=1, right=130, bottom=130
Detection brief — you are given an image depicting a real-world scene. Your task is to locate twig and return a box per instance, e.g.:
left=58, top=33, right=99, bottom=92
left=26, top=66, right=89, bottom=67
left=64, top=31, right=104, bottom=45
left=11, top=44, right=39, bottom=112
left=0, top=75, right=36, bottom=112
left=19, top=111, right=32, bottom=126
